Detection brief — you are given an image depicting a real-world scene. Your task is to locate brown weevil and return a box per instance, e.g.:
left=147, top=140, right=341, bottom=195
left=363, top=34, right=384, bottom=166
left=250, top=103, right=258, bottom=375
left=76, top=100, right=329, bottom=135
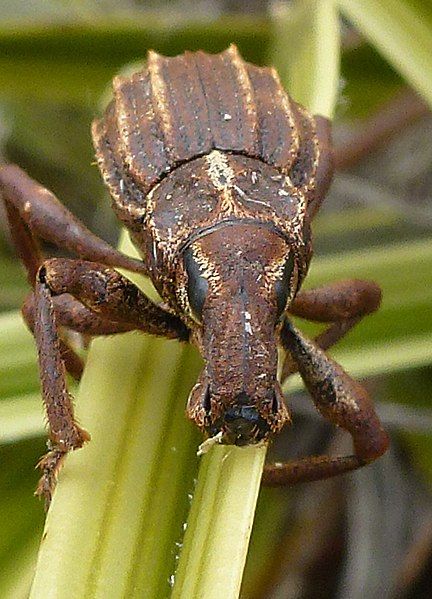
left=0, top=45, right=389, bottom=506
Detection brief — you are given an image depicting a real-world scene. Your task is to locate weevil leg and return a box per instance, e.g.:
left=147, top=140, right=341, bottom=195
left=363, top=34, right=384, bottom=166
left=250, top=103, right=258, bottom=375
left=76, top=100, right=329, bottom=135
left=23, top=288, right=145, bottom=382
left=39, top=258, right=189, bottom=340
left=23, top=292, right=139, bottom=336
left=32, top=259, right=189, bottom=507
left=0, top=164, right=150, bottom=379
left=33, top=276, right=90, bottom=508
left=23, top=293, right=84, bottom=380
left=0, top=164, right=148, bottom=282
left=263, top=320, right=389, bottom=486
left=22, top=292, right=142, bottom=381
left=288, top=279, right=381, bottom=323
left=282, top=279, right=381, bottom=380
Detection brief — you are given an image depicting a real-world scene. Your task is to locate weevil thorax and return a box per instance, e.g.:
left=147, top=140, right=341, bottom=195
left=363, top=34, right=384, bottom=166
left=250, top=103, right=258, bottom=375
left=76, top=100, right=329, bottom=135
left=92, top=45, right=333, bottom=446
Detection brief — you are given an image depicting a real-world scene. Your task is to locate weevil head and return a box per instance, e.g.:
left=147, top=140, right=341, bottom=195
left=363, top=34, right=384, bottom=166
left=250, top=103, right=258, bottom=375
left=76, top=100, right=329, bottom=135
left=180, top=222, right=301, bottom=446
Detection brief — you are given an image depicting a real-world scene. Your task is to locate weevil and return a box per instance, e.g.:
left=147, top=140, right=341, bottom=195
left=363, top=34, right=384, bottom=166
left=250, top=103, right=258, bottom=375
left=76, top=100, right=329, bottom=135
left=0, top=45, right=389, bottom=506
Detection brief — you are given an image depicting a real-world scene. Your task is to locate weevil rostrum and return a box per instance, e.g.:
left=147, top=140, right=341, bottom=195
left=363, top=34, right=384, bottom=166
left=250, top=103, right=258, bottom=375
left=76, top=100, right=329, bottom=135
left=0, top=46, right=389, bottom=506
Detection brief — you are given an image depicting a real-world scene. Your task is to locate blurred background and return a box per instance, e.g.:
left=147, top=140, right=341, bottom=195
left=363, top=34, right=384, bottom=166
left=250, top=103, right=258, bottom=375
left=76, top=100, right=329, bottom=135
left=1, top=1, right=432, bottom=598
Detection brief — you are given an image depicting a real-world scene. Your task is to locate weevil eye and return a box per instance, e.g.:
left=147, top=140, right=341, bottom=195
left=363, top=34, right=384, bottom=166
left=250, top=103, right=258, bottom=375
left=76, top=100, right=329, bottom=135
left=274, top=253, right=297, bottom=316
left=183, top=248, right=209, bottom=322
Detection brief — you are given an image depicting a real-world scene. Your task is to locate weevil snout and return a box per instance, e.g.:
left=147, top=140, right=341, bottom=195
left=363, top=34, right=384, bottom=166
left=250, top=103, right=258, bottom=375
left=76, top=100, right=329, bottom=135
left=220, top=385, right=290, bottom=446
left=182, top=223, right=295, bottom=448
left=189, top=378, right=290, bottom=449
left=215, top=402, right=268, bottom=446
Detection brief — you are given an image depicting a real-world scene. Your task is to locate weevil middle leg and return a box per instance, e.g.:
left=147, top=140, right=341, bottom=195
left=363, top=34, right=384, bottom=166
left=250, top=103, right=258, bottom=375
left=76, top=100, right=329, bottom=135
left=282, top=279, right=381, bottom=380
left=263, top=321, right=389, bottom=486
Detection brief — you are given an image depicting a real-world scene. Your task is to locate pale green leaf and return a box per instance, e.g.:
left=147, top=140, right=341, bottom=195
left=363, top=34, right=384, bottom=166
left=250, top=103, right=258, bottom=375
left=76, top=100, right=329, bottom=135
left=271, top=0, right=340, bottom=118
left=173, top=445, right=266, bottom=599
left=0, top=394, right=43, bottom=444
left=338, top=0, right=432, bottom=108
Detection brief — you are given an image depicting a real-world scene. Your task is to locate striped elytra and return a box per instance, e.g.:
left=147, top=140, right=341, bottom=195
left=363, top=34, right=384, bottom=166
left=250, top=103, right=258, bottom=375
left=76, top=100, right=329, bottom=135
left=92, top=45, right=331, bottom=218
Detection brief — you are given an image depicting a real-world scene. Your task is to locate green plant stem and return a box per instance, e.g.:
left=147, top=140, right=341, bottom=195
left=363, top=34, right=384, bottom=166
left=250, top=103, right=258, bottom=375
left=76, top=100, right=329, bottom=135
left=0, top=394, right=43, bottom=443
left=271, top=0, right=340, bottom=117
left=173, top=445, right=266, bottom=599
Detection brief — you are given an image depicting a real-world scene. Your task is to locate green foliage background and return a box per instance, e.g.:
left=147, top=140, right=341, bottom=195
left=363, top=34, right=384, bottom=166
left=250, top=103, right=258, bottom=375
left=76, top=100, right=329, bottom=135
left=1, top=1, right=432, bottom=597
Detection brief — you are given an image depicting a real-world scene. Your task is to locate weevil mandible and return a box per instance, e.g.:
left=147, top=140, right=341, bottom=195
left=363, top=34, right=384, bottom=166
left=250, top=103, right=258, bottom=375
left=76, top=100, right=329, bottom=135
left=0, top=45, right=389, bottom=506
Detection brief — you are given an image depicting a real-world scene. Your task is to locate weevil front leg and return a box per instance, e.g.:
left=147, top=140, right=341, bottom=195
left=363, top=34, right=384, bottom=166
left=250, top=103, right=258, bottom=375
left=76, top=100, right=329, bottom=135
left=33, top=276, right=90, bottom=507
left=22, top=293, right=87, bottom=380
left=39, top=258, right=189, bottom=339
left=282, top=279, right=381, bottom=380
left=33, top=258, right=189, bottom=507
left=22, top=291, right=144, bottom=381
left=263, top=320, right=389, bottom=486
